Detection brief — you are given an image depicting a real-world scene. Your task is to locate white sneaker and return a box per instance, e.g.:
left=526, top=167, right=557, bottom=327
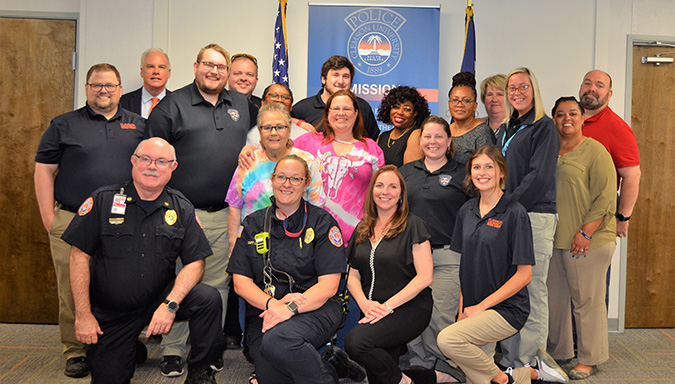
left=535, top=349, right=569, bottom=383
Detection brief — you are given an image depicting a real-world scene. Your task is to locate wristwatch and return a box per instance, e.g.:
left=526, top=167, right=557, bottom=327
left=616, top=212, right=631, bottom=222
left=286, top=301, right=299, bottom=315
left=163, top=299, right=179, bottom=313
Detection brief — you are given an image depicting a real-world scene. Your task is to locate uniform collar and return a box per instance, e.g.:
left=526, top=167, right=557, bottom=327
left=469, top=192, right=512, bottom=218
left=84, top=103, right=123, bottom=121
left=124, top=181, right=174, bottom=213
left=412, top=158, right=458, bottom=174
left=312, top=90, right=326, bottom=108
left=189, top=81, right=233, bottom=107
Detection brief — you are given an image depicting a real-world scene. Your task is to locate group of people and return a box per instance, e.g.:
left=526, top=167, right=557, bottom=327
left=34, top=40, right=640, bottom=384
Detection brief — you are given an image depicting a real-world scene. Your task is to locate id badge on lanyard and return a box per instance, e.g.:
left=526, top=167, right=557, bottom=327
left=111, top=188, right=127, bottom=215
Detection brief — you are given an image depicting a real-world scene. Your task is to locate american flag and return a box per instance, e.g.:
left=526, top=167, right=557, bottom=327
left=273, top=0, right=289, bottom=85
left=460, top=4, right=476, bottom=74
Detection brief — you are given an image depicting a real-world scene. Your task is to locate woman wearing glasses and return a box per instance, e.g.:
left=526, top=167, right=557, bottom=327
left=376, top=85, right=431, bottom=167
left=228, top=155, right=347, bottom=384
left=448, top=72, right=495, bottom=165
left=496, top=67, right=560, bottom=371
left=226, top=102, right=324, bottom=255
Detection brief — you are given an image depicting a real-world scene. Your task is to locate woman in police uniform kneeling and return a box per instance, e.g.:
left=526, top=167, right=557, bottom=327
left=227, top=154, right=346, bottom=384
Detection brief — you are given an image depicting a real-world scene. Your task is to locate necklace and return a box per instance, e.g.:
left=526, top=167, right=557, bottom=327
left=334, top=138, right=355, bottom=144
left=387, top=127, right=412, bottom=148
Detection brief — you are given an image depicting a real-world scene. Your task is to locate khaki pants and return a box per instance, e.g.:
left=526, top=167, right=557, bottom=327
left=407, top=248, right=460, bottom=368
left=49, top=205, right=85, bottom=358
left=437, top=310, right=532, bottom=384
left=161, top=208, right=230, bottom=357
left=547, top=242, right=614, bottom=365
left=500, top=212, right=557, bottom=367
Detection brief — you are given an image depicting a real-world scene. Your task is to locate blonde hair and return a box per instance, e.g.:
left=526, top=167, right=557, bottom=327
left=505, top=67, right=547, bottom=123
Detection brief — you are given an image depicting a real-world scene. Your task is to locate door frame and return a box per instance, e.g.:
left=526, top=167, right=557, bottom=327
left=621, top=34, right=675, bottom=331
left=0, top=10, right=79, bottom=110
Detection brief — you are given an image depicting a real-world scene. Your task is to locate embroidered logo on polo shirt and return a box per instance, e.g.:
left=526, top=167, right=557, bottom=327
left=487, top=218, right=503, bottom=228
left=78, top=197, right=93, bottom=216
left=120, top=123, right=137, bottom=129
left=439, top=174, right=452, bottom=186
left=328, top=226, right=343, bottom=247
left=227, top=109, right=240, bottom=122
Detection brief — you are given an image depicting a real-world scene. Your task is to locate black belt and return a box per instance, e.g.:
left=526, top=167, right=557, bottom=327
left=199, top=203, right=229, bottom=212
left=55, top=202, right=76, bottom=213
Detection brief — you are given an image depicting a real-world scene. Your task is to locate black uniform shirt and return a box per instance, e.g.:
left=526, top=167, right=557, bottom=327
left=62, top=182, right=212, bottom=311
left=228, top=200, right=346, bottom=314
left=35, top=105, right=146, bottom=210
left=451, top=194, right=535, bottom=330
left=291, top=91, right=380, bottom=140
left=400, top=159, right=469, bottom=247
left=145, top=82, right=257, bottom=208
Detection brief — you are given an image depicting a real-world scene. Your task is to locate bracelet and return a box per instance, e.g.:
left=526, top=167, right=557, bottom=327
left=580, top=229, right=592, bottom=240
left=265, top=297, right=273, bottom=310
left=384, top=302, right=394, bottom=314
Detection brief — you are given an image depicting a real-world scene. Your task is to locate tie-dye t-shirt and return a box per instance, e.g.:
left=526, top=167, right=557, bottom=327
left=225, top=147, right=325, bottom=219
left=293, top=132, right=384, bottom=241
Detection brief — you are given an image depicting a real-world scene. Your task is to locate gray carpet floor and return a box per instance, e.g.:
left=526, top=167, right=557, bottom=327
left=0, top=323, right=673, bottom=383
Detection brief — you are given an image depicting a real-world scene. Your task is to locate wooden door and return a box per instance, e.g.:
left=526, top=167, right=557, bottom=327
left=0, top=17, right=76, bottom=323
left=626, top=44, right=675, bottom=327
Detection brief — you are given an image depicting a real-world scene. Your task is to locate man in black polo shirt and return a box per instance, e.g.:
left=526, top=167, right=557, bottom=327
left=291, top=55, right=380, bottom=140
left=146, top=43, right=256, bottom=376
left=63, top=138, right=225, bottom=384
left=34, top=63, right=145, bottom=378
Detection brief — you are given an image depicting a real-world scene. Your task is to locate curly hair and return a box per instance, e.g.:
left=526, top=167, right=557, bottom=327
left=377, top=86, right=430, bottom=127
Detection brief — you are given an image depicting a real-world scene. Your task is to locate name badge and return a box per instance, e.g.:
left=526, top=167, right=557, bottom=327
left=111, top=193, right=127, bottom=215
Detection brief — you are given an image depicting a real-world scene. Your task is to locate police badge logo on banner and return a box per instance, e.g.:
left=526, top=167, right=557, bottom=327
left=345, top=8, right=405, bottom=77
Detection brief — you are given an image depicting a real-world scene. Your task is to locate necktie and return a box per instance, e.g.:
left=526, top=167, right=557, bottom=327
left=149, top=97, right=159, bottom=115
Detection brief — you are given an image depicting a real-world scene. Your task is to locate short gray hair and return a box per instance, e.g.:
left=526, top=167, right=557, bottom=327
left=140, top=48, right=171, bottom=69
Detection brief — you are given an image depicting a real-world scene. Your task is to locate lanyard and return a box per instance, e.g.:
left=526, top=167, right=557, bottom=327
left=277, top=201, right=308, bottom=238
left=501, top=124, right=527, bottom=157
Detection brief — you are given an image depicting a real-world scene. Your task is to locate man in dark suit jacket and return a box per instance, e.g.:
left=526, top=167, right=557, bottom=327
left=121, top=48, right=172, bottom=118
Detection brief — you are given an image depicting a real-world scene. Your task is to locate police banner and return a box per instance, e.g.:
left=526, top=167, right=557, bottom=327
left=307, top=5, right=440, bottom=131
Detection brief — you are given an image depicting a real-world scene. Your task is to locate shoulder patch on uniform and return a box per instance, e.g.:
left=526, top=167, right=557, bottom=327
left=328, top=226, right=343, bottom=247
left=237, top=225, right=243, bottom=238
left=78, top=197, right=93, bottom=216
left=195, top=212, right=203, bottom=229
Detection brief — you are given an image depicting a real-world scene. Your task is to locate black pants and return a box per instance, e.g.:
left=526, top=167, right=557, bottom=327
left=246, top=298, right=342, bottom=384
left=345, top=296, right=432, bottom=384
left=87, top=283, right=226, bottom=384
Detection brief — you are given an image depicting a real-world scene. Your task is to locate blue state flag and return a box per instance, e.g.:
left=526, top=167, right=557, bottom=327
left=273, top=0, right=289, bottom=85
left=460, top=5, right=475, bottom=74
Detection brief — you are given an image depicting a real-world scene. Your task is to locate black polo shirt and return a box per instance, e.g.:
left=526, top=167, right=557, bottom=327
left=227, top=200, right=346, bottom=315
left=291, top=91, right=380, bottom=140
left=451, top=194, right=535, bottom=330
left=400, top=159, right=469, bottom=247
left=62, top=182, right=212, bottom=311
left=35, top=105, right=145, bottom=210
left=145, top=82, right=257, bottom=208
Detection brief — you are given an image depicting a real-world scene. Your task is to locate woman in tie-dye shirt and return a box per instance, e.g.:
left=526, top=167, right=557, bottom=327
left=226, top=103, right=324, bottom=254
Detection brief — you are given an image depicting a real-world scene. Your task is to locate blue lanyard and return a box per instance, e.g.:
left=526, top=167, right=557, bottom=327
left=501, top=124, right=527, bottom=157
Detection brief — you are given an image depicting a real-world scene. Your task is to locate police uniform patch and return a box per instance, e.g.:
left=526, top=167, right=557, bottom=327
left=328, top=226, right=343, bottom=247
left=304, top=227, right=315, bottom=244
left=78, top=197, right=93, bottom=216
left=227, top=109, right=240, bottom=122
left=109, top=217, right=124, bottom=225
left=439, top=174, right=451, bottom=186
left=165, top=210, right=177, bottom=226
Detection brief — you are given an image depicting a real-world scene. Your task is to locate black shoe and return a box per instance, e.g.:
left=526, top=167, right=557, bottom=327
left=160, top=355, right=184, bottom=377
left=185, top=367, right=217, bottom=384
left=226, top=334, right=242, bottom=350
left=210, top=357, right=224, bottom=372
left=64, top=356, right=88, bottom=378
left=322, top=345, right=366, bottom=382
left=135, top=340, right=147, bottom=364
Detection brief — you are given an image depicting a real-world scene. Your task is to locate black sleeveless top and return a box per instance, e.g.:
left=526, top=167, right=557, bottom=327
left=377, top=126, right=419, bottom=167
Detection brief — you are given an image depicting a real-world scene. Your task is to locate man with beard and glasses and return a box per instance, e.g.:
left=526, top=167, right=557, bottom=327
left=146, top=43, right=257, bottom=377
left=34, top=63, right=145, bottom=378
left=579, top=70, right=640, bottom=238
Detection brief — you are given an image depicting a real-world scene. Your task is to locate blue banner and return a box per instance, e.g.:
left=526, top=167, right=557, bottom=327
left=308, top=5, right=440, bottom=131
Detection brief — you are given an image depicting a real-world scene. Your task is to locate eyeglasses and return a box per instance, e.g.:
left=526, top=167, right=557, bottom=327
left=507, top=84, right=530, bottom=94
left=449, top=98, right=475, bottom=106
left=392, top=104, right=414, bottom=113
left=260, top=125, right=289, bottom=132
left=329, top=107, right=355, bottom=113
left=272, top=174, right=307, bottom=186
left=200, top=61, right=228, bottom=73
left=231, top=53, right=258, bottom=66
left=267, top=93, right=292, bottom=101
left=87, top=83, right=120, bottom=92
left=133, top=154, right=175, bottom=168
